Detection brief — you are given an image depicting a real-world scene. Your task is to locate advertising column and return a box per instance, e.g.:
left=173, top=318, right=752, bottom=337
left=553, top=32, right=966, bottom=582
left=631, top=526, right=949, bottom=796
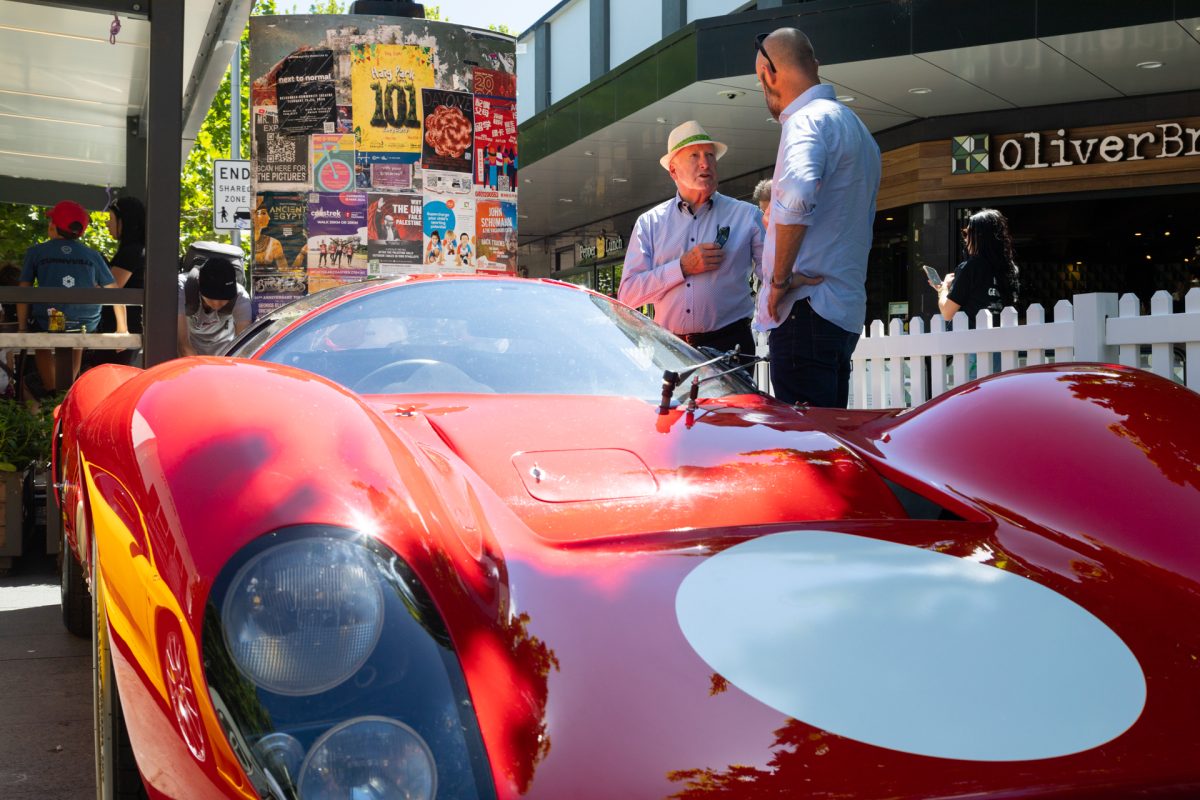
left=249, top=14, right=518, bottom=318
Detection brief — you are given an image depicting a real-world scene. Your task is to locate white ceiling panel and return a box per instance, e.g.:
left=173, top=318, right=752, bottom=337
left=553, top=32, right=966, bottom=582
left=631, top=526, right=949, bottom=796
left=1040, top=22, right=1200, bottom=95
left=0, top=91, right=129, bottom=128
left=821, top=55, right=1014, bottom=117
left=917, top=39, right=1121, bottom=107
left=0, top=0, right=248, bottom=195
left=1182, top=18, right=1200, bottom=46
left=0, top=148, right=123, bottom=186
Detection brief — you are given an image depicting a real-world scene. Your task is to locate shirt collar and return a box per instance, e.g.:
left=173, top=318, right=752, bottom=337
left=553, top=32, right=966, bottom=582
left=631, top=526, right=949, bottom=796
left=675, top=192, right=717, bottom=216
left=779, top=83, right=836, bottom=124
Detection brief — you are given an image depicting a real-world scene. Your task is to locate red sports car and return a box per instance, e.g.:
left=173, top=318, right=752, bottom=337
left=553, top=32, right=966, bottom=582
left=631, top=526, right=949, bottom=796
left=56, top=276, right=1200, bottom=799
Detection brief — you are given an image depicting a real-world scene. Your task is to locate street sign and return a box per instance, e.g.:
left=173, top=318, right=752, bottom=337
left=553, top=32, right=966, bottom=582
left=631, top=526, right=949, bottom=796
left=213, top=159, right=251, bottom=231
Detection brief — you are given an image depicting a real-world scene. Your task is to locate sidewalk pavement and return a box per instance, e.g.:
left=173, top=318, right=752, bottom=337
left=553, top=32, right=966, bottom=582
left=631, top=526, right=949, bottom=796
left=0, top=552, right=94, bottom=799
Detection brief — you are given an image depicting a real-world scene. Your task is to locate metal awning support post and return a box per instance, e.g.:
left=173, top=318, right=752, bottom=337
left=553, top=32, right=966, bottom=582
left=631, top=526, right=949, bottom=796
left=143, top=0, right=184, bottom=367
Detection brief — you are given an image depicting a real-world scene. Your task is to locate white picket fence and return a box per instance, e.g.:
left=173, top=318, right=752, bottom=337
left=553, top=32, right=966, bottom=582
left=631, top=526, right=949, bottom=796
left=844, top=290, right=1200, bottom=409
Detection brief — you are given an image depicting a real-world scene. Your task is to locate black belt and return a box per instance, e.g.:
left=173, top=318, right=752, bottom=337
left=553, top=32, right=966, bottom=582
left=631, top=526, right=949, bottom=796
left=678, top=317, right=751, bottom=345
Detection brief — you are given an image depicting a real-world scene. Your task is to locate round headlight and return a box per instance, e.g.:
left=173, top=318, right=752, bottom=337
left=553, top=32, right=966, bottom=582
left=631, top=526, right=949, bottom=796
left=221, top=538, right=385, bottom=696
left=298, top=717, right=436, bottom=800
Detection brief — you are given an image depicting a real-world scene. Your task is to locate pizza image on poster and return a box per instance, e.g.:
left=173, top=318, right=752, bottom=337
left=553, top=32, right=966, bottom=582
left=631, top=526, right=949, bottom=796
left=310, top=134, right=356, bottom=192
left=366, top=193, right=423, bottom=268
left=421, top=89, right=473, bottom=174
left=276, top=49, right=337, bottom=134
left=473, top=96, right=516, bottom=190
left=351, top=44, right=434, bottom=156
left=476, top=192, right=518, bottom=271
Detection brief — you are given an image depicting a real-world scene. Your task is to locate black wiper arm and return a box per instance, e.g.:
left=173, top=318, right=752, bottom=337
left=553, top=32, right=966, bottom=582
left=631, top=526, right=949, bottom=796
left=657, top=346, right=769, bottom=415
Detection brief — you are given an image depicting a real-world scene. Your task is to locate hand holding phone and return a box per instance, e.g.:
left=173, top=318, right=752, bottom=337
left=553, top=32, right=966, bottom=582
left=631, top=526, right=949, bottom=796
left=922, top=265, right=943, bottom=290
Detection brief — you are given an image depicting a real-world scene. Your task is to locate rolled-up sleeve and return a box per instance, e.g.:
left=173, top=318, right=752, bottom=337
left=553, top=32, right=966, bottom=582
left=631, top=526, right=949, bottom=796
left=617, top=216, right=684, bottom=307
left=772, top=115, right=824, bottom=227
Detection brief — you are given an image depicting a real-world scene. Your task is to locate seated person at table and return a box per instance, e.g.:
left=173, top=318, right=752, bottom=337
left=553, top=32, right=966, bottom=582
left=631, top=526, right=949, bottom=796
left=17, top=200, right=126, bottom=391
left=177, top=257, right=251, bottom=356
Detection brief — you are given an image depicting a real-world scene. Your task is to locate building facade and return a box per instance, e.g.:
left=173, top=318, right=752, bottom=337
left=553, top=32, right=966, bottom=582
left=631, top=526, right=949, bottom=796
left=515, top=0, right=1200, bottom=325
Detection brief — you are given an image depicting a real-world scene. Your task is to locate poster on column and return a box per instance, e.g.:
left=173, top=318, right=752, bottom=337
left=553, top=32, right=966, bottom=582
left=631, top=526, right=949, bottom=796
left=276, top=49, right=337, bottom=134
left=252, top=191, right=309, bottom=318
left=366, top=193, right=423, bottom=272
left=250, top=13, right=519, bottom=307
left=254, top=106, right=310, bottom=187
left=351, top=44, right=434, bottom=156
left=310, top=133, right=357, bottom=192
left=421, top=193, right=475, bottom=273
left=475, top=191, right=518, bottom=272
left=254, top=192, right=308, bottom=273
left=252, top=272, right=309, bottom=320
left=473, top=96, right=516, bottom=191
left=472, top=67, right=516, bottom=101
left=423, top=171, right=474, bottom=270
left=421, top=89, right=473, bottom=174
left=307, top=191, right=368, bottom=291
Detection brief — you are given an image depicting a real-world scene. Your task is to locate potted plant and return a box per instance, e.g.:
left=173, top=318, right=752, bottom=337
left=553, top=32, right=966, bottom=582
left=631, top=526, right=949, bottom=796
left=0, top=396, right=54, bottom=567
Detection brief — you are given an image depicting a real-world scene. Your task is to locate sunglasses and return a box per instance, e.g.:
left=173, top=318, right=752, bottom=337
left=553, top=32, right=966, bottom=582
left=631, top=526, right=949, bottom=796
left=755, top=33, right=777, bottom=74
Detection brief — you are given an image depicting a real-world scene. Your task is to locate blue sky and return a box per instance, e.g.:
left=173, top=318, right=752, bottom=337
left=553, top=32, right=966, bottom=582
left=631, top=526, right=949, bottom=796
left=273, top=0, right=554, bottom=36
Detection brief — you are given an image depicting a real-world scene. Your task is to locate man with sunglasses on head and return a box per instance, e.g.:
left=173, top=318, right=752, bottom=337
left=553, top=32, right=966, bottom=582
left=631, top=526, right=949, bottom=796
left=754, top=29, right=880, bottom=408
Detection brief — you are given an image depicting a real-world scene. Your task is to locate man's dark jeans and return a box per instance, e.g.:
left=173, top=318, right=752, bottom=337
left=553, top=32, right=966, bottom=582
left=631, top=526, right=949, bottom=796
left=768, top=298, right=859, bottom=408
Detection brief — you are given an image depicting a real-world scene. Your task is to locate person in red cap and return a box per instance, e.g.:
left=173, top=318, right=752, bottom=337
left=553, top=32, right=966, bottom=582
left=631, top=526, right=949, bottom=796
left=16, top=200, right=127, bottom=391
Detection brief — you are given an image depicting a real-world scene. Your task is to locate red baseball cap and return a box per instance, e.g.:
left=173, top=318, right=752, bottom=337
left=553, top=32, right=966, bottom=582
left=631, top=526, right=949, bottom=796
left=48, top=201, right=90, bottom=234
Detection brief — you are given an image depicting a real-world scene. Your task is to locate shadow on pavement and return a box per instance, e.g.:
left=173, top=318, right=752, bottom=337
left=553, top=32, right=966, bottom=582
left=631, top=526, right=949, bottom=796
left=0, top=551, right=95, bottom=798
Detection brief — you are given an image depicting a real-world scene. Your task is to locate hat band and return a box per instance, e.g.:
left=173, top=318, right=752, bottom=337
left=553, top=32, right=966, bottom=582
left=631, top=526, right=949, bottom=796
left=670, top=133, right=714, bottom=153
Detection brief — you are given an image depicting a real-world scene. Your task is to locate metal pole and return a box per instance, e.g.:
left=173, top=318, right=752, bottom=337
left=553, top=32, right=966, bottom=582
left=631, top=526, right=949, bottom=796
left=143, top=0, right=184, bottom=367
left=231, top=41, right=242, bottom=249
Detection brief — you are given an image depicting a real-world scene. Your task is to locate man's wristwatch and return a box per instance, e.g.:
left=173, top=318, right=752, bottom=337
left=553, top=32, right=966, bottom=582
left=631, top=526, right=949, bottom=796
left=771, top=275, right=792, bottom=289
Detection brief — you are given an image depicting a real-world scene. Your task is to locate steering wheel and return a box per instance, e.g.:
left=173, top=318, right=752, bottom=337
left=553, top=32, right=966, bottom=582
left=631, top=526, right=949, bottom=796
left=353, top=359, right=445, bottom=393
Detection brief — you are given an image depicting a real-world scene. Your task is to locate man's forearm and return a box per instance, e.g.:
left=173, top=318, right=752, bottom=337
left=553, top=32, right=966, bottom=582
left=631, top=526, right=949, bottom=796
left=771, top=223, right=809, bottom=284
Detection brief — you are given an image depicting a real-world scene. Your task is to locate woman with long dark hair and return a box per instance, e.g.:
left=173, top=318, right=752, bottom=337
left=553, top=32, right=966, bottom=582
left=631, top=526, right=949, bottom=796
left=936, top=208, right=1020, bottom=322
left=92, top=195, right=145, bottom=365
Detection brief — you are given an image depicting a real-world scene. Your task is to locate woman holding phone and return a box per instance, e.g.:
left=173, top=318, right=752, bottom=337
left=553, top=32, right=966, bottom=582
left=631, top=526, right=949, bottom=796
left=933, top=208, right=1020, bottom=324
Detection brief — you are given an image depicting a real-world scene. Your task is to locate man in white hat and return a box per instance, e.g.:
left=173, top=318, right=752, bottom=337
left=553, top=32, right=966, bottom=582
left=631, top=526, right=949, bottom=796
left=618, top=121, right=770, bottom=359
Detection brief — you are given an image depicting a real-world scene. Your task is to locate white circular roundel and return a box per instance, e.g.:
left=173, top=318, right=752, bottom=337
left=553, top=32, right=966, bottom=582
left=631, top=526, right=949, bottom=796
left=675, top=531, right=1146, bottom=761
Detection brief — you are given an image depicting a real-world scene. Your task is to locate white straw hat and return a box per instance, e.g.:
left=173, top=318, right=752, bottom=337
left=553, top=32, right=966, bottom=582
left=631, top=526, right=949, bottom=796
left=660, top=120, right=728, bottom=170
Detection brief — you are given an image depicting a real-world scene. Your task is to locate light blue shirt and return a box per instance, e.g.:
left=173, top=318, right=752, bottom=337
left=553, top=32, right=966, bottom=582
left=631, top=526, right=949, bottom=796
left=618, top=192, right=763, bottom=335
left=755, top=83, right=881, bottom=334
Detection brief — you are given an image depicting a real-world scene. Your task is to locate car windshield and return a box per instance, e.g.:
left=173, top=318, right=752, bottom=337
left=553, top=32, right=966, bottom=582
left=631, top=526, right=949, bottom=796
left=252, top=279, right=751, bottom=402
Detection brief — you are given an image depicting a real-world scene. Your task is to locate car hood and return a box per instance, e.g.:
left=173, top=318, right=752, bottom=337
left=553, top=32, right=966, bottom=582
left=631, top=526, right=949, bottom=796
left=365, top=393, right=907, bottom=541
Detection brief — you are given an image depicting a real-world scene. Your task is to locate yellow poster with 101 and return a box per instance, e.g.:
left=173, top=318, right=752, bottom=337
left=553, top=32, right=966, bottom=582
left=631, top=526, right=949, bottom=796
left=351, top=43, right=435, bottom=154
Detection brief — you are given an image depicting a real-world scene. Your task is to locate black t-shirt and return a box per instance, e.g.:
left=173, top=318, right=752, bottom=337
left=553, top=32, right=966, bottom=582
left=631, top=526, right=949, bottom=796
left=99, top=242, right=145, bottom=333
left=948, top=255, right=1003, bottom=323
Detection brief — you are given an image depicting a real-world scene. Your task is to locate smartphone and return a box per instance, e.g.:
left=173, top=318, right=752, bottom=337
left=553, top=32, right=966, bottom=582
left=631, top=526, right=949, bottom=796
left=922, top=265, right=942, bottom=288
left=714, top=225, right=730, bottom=248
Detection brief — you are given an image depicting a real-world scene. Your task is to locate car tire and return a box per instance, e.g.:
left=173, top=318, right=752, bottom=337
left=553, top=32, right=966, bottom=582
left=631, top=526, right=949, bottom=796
left=60, top=530, right=90, bottom=638
left=93, top=537, right=148, bottom=800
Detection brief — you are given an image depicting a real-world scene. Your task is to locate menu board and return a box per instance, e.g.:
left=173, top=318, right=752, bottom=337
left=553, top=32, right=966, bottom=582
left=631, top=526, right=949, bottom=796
left=250, top=14, right=518, bottom=314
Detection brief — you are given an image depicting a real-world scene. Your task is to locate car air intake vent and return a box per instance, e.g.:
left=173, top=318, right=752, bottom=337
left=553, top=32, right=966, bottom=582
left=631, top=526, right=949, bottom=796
left=884, top=479, right=963, bottom=521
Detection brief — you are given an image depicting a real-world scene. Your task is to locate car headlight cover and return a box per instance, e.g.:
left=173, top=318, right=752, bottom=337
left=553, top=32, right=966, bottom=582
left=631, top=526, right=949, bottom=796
left=298, top=717, right=436, bottom=800
left=221, top=538, right=385, bottom=695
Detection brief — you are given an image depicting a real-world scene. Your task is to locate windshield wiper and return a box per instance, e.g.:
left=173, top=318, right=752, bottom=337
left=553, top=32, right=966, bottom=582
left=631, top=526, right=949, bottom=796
left=658, top=346, right=768, bottom=415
